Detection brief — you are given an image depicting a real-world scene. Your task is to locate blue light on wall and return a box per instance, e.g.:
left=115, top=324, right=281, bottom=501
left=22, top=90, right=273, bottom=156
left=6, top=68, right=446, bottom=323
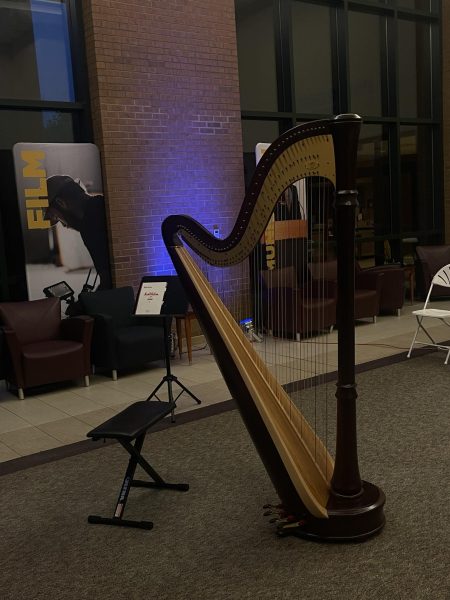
left=144, top=122, right=231, bottom=276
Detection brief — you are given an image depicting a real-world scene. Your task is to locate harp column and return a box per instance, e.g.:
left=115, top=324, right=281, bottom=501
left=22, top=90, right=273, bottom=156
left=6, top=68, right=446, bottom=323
left=331, top=114, right=363, bottom=498
left=332, top=188, right=362, bottom=497
left=316, top=113, right=386, bottom=541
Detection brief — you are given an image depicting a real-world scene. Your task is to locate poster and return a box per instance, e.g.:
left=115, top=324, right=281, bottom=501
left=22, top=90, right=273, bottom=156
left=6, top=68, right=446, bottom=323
left=12, top=143, right=111, bottom=301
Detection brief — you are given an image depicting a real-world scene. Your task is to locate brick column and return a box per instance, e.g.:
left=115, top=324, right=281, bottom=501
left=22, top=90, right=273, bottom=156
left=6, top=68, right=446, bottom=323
left=82, top=0, right=244, bottom=288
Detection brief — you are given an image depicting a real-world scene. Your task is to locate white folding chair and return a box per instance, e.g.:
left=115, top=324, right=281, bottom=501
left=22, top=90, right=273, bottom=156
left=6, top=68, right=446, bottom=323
left=407, top=264, right=450, bottom=364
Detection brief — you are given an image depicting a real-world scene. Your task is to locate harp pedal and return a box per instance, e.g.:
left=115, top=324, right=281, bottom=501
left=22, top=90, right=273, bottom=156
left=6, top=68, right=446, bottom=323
left=276, top=519, right=307, bottom=537
left=262, top=503, right=298, bottom=530
left=263, top=505, right=307, bottom=535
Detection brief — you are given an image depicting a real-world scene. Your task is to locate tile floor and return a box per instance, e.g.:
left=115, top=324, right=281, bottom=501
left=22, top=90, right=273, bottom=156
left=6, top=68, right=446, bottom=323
left=1, top=299, right=449, bottom=463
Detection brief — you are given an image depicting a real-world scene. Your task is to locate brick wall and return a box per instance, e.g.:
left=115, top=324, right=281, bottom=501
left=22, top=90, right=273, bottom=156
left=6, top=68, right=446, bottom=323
left=443, top=1, right=450, bottom=243
left=82, top=0, right=244, bottom=288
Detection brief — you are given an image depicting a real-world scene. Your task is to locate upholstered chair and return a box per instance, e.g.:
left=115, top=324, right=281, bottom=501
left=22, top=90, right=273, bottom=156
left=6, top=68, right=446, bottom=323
left=416, top=245, right=450, bottom=299
left=260, top=266, right=337, bottom=339
left=79, top=286, right=166, bottom=380
left=309, top=259, right=382, bottom=322
left=356, top=262, right=405, bottom=315
left=0, top=297, right=93, bottom=399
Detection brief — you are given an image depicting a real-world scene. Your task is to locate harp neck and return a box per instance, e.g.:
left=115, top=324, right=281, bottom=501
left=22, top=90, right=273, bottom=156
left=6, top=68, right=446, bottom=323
left=162, top=114, right=362, bottom=266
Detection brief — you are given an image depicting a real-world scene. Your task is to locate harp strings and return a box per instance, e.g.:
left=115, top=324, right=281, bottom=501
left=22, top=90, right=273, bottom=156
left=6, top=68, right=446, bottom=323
left=179, top=242, right=333, bottom=472
left=176, top=246, right=333, bottom=518
left=182, top=150, right=336, bottom=480
left=251, top=176, right=333, bottom=475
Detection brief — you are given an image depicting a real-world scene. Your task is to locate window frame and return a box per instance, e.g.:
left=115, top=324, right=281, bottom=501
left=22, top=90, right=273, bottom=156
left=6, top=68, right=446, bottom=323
left=236, top=0, right=444, bottom=261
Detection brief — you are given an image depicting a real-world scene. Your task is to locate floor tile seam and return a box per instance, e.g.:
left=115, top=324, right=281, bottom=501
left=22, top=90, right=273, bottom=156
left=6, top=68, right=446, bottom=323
left=16, top=415, right=89, bottom=444
left=0, top=424, right=64, bottom=455
left=32, top=421, right=72, bottom=444
left=69, top=385, right=139, bottom=402
left=92, top=383, right=148, bottom=399
left=0, top=402, right=80, bottom=427
left=36, top=394, right=110, bottom=417
left=0, top=403, right=33, bottom=426
left=100, top=381, right=153, bottom=393
left=0, top=440, right=21, bottom=459
left=0, top=435, right=32, bottom=455
left=35, top=396, right=101, bottom=417
left=75, top=410, right=116, bottom=427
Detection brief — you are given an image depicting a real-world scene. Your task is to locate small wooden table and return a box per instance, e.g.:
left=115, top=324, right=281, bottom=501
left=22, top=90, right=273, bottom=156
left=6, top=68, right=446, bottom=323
left=175, top=310, right=196, bottom=364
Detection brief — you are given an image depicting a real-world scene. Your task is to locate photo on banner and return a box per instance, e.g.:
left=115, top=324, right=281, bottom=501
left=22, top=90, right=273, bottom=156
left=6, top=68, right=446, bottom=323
left=12, top=143, right=112, bottom=304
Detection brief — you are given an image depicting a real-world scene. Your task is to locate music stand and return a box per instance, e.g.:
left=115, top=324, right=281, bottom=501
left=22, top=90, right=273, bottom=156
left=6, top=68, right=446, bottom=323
left=134, top=276, right=201, bottom=420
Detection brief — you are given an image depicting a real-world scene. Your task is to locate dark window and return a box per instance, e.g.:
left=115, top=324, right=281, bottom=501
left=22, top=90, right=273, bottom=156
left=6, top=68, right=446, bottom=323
left=235, top=0, right=443, bottom=259
left=356, top=124, right=390, bottom=263
left=357, top=125, right=390, bottom=233
left=0, top=0, right=75, bottom=102
left=400, top=125, right=434, bottom=232
left=398, top=19, right=432, bottom=118
left=348, top=12, right=384, bottom=117
left=235, top=0, right=278, bottom=112
left=292, top=2, right=333, bottom=115
left=241, top=120, right=281, bottom=191
left=0, top=110, right=75, bottom=150
left=398, top=1, right=437, bottom=12
left=242, top=119, right=280, bottom=153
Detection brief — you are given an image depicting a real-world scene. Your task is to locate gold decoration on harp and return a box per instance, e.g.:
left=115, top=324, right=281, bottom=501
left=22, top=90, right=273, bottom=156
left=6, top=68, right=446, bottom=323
left=180, top=135, right=336, bottom=266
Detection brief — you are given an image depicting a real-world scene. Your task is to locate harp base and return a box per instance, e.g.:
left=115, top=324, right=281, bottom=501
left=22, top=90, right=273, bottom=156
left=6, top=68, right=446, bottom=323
left=277, top=481, right=385, bottom=543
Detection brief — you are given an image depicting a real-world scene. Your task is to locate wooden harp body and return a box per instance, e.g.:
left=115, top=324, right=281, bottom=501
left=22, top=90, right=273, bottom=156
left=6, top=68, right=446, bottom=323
left=162, top=114, right=385, bottom=541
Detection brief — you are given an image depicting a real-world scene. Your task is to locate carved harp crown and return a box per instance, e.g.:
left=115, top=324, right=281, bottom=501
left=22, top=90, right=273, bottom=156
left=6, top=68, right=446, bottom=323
left=162, top=114, right=385, bottom=542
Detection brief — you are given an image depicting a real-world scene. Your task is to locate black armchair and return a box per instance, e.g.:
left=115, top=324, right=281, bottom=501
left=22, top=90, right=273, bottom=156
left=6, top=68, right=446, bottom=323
left=80, top=286, right=166, bottom=380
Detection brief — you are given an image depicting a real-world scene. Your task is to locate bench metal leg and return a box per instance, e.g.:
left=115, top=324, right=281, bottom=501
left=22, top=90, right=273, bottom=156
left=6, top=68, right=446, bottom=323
left=88, top=432, right=189, bottom=531
left=87, top=515, right=154, bottom=530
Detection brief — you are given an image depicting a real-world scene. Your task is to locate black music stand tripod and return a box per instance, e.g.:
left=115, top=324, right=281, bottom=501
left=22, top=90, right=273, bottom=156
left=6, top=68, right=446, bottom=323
left=146, top=315, right=201, bottom=420
left=135, top=276, right=201, bottom=421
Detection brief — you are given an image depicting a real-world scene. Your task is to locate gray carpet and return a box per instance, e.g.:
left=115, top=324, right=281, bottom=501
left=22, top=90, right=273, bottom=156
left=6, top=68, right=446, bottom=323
left=1, top=353, right=449, bottom=600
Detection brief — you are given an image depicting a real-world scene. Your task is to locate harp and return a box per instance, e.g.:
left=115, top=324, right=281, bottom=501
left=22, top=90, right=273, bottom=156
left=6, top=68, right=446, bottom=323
left=162, top=114, right=385, bottom=541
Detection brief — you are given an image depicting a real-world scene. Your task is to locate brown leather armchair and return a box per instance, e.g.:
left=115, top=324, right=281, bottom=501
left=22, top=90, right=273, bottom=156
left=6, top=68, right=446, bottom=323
left=309, top=260, right=382, bottom=322
left=260, top=266, right=336, bottom=339
left=0, top=297, right=93, bottom=399
left=416, top=245, right=450, bottom=299
left=356, top=262, right=405, bottom=315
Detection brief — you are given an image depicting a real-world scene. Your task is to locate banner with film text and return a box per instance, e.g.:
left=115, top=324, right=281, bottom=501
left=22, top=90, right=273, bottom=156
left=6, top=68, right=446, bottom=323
left=12, top=143, right=112, bottom=302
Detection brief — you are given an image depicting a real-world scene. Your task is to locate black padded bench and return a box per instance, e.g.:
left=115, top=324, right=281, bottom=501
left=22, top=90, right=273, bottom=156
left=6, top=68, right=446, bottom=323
left=87, top=400, right=189, bottom=530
